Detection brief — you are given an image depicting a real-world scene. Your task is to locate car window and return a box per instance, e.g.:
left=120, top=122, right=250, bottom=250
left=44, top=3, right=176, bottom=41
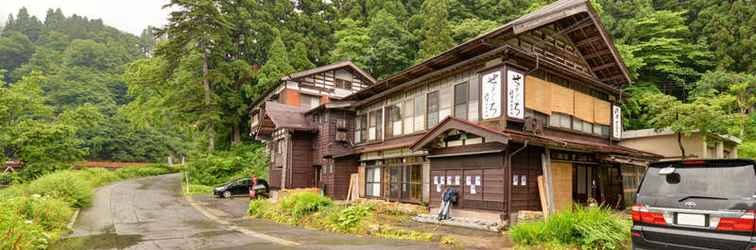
left=639, top=163, right=756, bottom=199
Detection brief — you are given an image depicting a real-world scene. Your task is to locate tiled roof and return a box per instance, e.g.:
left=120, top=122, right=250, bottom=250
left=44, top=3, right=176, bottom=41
left=263, top=101, right=315, bottom=132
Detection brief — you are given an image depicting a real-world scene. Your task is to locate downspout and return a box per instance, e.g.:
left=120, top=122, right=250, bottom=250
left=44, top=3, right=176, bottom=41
left=506, top=140, right=528, bottom=223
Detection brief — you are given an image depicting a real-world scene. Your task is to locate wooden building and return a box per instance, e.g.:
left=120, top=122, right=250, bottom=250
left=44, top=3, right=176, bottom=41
left=251, top=0, right=661, bottom=222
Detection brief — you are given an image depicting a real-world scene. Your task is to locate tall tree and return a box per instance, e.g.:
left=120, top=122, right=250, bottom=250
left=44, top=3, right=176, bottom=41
left=416, top=0, right=454, bottom=62
left=156, top=0, right=231, bottom=152
left=330, top=18, right=370, bottom=68
left=290, top=41, right=315, bottom=71
left=366, top=10, right=414, bottom=78
left=255, top=33, right=294, bottom=96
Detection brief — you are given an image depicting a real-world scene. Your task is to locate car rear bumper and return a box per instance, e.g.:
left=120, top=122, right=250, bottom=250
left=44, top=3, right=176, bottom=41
left=632, top=225, right=756, bottom=250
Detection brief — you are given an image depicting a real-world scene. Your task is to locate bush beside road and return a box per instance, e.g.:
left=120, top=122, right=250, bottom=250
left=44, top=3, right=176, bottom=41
left=0, top=164, right=176, bottom=249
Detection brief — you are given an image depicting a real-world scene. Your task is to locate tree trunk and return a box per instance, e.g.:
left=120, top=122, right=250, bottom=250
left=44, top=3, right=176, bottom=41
left=677, top=132, right=686, bottom=160
left=232, top=124, right=241, bottom=145
left=201, top=42, right=214, bottom=152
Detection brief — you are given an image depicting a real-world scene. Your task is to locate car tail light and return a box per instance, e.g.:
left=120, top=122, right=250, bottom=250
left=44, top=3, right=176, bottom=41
left=632, top=204, right=666, bottom=225
left=716, top=211, right=755, bottom=233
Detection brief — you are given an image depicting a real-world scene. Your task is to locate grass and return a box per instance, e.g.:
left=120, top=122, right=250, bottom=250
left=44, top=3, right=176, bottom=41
left=510, top=206, right=631, bottom=250
left=0, top=164, right=174, bottom=249
left=182, top=183, right=214, bottom=196
left=248, top=189, right=442, bottom=245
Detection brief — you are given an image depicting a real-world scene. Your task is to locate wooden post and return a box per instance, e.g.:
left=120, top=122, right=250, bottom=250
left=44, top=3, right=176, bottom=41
left=537, top=176, right=549, bottom=218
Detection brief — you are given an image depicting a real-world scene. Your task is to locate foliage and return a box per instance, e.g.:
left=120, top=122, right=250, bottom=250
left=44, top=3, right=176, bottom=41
left=0, top=165, right=170, bottom=249
left=4, top=195, right=74, bottom=233
left=26, top=171, right=93, bottom=208
left=511, top=206, right=631, bottom=250
left=0, top=205, right=49, bottom=250
left=278, top=191, right=334, bottom=220
left=114, top=166, right=172, bottom=179
left=185, top=144, right=269, bottom=186
left=416, top=0, right=454, bottom=62
left=327, top=203, right=373, bottom=232
left=183, top=183, right=214, bottom=196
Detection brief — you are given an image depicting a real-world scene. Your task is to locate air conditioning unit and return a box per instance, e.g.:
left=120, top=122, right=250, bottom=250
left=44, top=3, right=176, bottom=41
left=335, top=119, right=348, bottom=130
left=335, top=131, right=348, bottom=142
left=524, top=117, right=544, bottom=134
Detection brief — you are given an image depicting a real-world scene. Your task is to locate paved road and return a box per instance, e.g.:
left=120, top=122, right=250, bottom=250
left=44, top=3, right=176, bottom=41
left=52, top=174, right=437, bottom=250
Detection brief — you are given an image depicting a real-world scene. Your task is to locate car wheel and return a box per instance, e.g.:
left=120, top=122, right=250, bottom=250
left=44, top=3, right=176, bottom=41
left=222, top=191, right=232, bottom=199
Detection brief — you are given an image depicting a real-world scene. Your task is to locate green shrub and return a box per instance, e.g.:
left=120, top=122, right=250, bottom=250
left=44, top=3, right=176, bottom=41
left=115, top=166, right=170, bottom=179
left=328, top=203, right=373, bottom=232
left=4, top=195, right=73, bottom=233
left=26, top=171, right=93, bottom=208
left=248, top=199, right=274, bottom=218
left=510, top=220, right=546, bottom=245
left=186, top=144, right=268, bottom=186
left=77, top=168, right=122, bottom=187
left=0, top=205, right=49, bottom=249
left=278, top=192, right=333, bottom=220
left=510, top=206, right=630, bottom=250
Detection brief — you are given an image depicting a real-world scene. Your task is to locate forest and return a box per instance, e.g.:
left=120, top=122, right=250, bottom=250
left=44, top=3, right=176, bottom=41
left=0, top=0, right=754, bottom=180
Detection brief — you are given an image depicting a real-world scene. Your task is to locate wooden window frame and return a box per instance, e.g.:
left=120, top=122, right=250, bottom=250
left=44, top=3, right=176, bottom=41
left=427, top=91, right=440, bottom=129
left=454, top=81, right=469, bottom=120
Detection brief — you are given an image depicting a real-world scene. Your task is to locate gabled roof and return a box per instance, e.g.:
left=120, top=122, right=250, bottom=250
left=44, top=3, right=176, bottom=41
left=346, top=0, right=631, bottom=104
left=282, top=60, right=376, bottom=84
left=251, top=60, right=375, bottom=110
left=262, top=101, right=315, bottom=132
left=410, top=117, right=510, bottom=151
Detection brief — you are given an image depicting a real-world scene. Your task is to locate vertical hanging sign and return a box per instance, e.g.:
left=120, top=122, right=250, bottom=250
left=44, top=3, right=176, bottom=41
left=612, top=105, right=622, bottom=139
left=507, top=69, right=524, bottom=120
left=481, top=70, right=501, bottom=119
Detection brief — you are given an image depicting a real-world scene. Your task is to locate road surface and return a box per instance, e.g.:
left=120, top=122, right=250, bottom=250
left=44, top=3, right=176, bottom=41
left=52, top=174, right=436, bottom=250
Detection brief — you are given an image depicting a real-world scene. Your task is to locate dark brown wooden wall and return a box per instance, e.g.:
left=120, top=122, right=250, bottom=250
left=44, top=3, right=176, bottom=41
left=290, top=134, right=315, bottom=188
left=510, top=146, right=544, bottom=212
left=429, top=152, right=507, bottom=212
left=325, top=156, right=358, bottom=200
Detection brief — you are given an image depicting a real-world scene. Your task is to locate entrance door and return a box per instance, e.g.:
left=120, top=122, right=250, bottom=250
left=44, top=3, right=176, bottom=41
left=573, top=165, right=599, bottom=205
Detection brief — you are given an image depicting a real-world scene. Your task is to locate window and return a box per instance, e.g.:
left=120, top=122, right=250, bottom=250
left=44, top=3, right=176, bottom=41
left=549, top=112, right=572, bottom=129
left=454, top=82, right=469, bottom=119
left=593, top=124, right=609, bottom=137
left=427, top=91, right=440, bottom=128
left=300, top=94, right=320, bottom=109
left=385, top=105, right=402, bottom=138
left=368, top=109, right=382, bottom=141
left=403, top=100, right=414, bottom=134
left=335, top=79, right=352, bottom=90
left=366, top=165, right=382, bottom=197
left=414, top=94, right=426, bottom=131
left=355, top=115, right=367, bottom=143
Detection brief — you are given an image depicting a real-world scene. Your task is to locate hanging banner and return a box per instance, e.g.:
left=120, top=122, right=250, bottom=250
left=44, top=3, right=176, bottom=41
left=481, top=71, right=502, bottom=119
left=612, top=105, right=622, bottom=139
left=507, top=69, right=525, bottom=120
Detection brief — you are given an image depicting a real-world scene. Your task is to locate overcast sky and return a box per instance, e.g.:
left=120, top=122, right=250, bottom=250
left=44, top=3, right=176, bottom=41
left=1, top=0, right=171, bottom=35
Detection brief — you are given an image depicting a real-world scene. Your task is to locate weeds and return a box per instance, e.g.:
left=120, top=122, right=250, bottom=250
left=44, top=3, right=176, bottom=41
left=510, top=206, right=631, bottom=249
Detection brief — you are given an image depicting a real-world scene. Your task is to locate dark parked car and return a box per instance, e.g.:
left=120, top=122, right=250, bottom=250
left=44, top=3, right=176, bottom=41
left=214, top=178, right=269, bottom=199
left=632, top=159, right=756, bottom=250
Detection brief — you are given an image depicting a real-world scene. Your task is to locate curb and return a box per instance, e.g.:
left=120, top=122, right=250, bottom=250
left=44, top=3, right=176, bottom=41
left=185, top=195, right=300, bottom=247
left=67, top=208, right=81, bottom=231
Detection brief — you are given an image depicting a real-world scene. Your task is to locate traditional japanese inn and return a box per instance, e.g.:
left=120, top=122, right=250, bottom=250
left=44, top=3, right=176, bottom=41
left=249, top=0, right=661, bottom=223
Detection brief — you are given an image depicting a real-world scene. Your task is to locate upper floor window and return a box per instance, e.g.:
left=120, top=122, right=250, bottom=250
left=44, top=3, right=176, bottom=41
left=385, top=105, right=402, bottom=138
left=355, top=115, right=367, bottom=143
left=368, top=109, right=383, bottom=141
left=454, top=82, right=469, bottom=119
left=335, top=79, right=352, bottom=90
left=300, top=94, right=320, bottom=109
left=427, top=91, right=440, bottom=128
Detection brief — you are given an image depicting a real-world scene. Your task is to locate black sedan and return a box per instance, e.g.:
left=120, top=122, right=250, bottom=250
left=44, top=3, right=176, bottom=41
left=213, top=178, right=269, bottom=198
